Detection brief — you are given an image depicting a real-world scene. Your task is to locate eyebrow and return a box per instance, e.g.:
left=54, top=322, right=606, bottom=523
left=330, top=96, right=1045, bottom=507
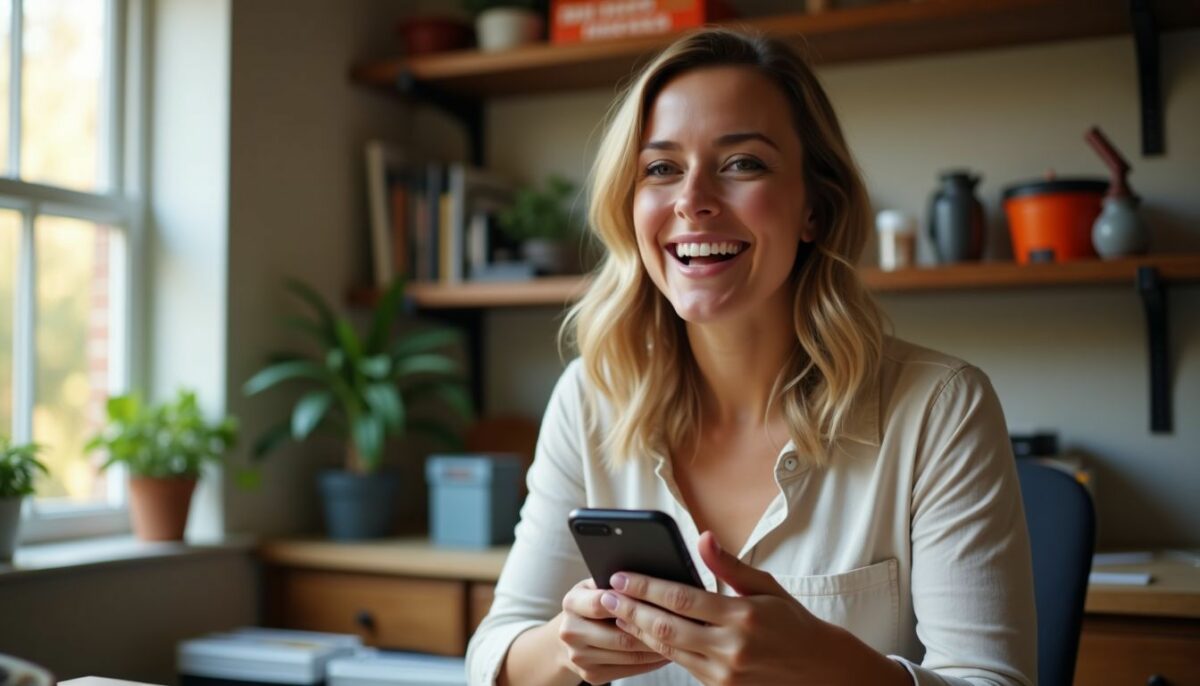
left=641, top=132, right=780, bottom=153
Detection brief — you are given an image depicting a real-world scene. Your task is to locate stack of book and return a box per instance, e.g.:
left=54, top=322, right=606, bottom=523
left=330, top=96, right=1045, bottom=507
left=366, top=141, right=530, bottom=288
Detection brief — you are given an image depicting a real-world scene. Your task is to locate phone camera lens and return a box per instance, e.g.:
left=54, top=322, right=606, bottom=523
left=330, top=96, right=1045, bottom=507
left=574, top=522, right=611, bottom=536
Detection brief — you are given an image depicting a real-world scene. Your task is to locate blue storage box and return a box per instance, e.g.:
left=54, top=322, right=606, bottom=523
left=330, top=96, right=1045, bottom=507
left=426, top=454, right=523, bottom=548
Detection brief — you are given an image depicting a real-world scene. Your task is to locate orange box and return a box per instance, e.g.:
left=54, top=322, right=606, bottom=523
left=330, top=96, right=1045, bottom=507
left=551, top=0, right=735, bottom=44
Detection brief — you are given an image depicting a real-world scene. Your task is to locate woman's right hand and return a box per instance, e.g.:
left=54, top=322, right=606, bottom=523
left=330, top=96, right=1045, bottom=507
left=558, top=577, right=671, bottom=684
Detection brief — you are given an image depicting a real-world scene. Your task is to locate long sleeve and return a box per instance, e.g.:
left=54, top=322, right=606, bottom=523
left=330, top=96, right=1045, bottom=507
left=465, top=361, right=592, bottom=685
left=892, top=365, right=1038, bottom=686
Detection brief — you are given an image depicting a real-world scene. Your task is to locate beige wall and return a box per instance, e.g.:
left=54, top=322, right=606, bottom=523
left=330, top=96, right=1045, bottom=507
left=477, top=30, right=1200, bottom=548
left=222, top=0, right=421, bottom=536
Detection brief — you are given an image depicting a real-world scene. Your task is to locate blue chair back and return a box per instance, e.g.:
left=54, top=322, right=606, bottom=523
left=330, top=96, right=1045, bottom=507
left=1016, top=460, right=1096, bottom=686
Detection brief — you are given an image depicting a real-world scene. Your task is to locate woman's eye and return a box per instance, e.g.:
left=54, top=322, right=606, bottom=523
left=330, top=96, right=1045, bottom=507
left=644, top=162, right=675, bottom=177
left=728, top=157, right=765, bottom=172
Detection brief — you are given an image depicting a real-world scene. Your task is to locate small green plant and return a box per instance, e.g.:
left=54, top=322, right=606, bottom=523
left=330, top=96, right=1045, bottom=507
left=242, top=277, right=472, bottom=475
left=85, top=390, right=238, bottom=479
left=497, top=174, right=579, bottom=242
left=0, top=437, right=48, bottom=498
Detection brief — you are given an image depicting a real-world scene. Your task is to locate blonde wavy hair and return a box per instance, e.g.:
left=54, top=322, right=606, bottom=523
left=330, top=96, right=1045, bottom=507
left=561, top=27, right=884, bottom=468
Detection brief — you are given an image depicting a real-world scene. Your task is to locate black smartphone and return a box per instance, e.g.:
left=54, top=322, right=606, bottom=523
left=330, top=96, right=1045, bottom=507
left=568, top=508, right=704, bottom=590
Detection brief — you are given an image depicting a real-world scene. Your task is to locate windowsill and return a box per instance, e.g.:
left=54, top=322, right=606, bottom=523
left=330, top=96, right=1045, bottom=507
left=0, top=533, right=257, bottom=584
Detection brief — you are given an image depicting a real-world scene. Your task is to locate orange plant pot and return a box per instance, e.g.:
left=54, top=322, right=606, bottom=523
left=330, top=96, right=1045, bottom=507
left=129, top=476, right=197, bottom=541
left=1002, top=179, right=1107, bottom=264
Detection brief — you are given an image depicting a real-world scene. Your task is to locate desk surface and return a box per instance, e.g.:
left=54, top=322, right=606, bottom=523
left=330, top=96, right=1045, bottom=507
left=1086, top=555, right=1200, bottom=619
left=260, top=539, right=1200, bottom=620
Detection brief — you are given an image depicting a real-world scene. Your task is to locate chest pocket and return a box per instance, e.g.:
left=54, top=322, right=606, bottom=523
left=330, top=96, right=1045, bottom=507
left=774, top=558, right=900, bottom=655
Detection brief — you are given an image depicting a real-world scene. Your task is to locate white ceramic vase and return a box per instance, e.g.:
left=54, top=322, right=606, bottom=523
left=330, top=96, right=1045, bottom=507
left=476, top=7, right=542, bottom=52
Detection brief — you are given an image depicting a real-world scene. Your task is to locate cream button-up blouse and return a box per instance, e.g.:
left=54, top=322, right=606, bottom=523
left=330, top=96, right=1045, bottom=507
left=466, top=337, right=1037, bottom=685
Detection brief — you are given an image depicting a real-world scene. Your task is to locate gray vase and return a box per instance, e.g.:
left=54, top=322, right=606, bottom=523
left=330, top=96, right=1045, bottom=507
left=318, top=469, right=400, bottom=540
left=1092, top=196, right=1148, bottom=259
left=928, top=171, right=985, bottom=263
left=0, top=496, right=24, bottom=562
left=521, top=239, right=574, bottom=275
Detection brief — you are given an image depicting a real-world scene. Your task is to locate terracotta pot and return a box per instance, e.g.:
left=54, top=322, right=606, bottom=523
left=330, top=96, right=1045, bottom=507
left=395, top=16, right=473, bottom=55
left=129, top=476, right=197, bottom=541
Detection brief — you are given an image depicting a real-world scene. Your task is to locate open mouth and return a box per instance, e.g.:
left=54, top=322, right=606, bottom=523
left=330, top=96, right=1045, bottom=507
left=668, top=240, right=749, bottom=267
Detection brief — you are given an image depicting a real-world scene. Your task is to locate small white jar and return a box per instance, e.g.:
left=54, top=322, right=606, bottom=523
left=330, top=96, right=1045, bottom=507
left=875, top=209, right=917, bottom=271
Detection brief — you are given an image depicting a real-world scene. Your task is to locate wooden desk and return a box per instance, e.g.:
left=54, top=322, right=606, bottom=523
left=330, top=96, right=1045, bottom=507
left=259, top=538, right=506, bottom=656
left=260, top=540, right=1200, bottom=682
left=1077, top=556, right=1200, bottom=686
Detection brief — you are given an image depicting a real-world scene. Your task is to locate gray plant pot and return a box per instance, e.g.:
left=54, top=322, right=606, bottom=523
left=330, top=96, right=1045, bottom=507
left=317, top=469, right=400, bottom=541
left=0, top=496, right=24, bottom=562
left=521, top=238, right=575, bottom=275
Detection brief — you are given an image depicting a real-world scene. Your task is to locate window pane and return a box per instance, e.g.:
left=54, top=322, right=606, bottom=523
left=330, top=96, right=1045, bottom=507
left=0, top=0, right=10, bottom=172
left=0, top=210, right=15, bottom=436
left=22, top=0, right=105, bottom=191
left=34, top=215, right=112, bottom=503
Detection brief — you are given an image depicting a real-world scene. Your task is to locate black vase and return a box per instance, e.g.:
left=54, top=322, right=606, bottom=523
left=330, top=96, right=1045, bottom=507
left=317, top=469, right=400, bottom=540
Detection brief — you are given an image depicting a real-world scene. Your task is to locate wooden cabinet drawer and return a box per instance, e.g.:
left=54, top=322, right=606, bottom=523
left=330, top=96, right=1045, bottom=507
left=270, top=568, right=466, bottom=655
left=1075, top=615, right=1200, bottom=686
left=469, top=582, right=495, bottom=635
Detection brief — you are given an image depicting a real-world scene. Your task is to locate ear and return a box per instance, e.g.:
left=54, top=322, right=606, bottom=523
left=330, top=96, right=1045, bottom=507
left=801, top=211, right=817, bottom=243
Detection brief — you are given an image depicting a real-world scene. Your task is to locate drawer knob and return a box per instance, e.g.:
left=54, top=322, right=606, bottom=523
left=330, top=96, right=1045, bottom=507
left=1147, top=676, right=1169, bottom=686
left=355, top=610, right=376, bottom=631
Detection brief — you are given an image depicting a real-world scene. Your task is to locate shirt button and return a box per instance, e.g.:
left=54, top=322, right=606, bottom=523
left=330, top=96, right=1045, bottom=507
left=783, top=456, right=799, bottom=472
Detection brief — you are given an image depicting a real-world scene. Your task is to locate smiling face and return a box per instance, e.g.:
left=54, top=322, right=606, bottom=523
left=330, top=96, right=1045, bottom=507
left=633, top=65, right=813, bottom=326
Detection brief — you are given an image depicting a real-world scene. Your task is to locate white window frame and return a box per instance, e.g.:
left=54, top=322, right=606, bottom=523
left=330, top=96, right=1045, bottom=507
left=3, top=0, right=148, bottom=543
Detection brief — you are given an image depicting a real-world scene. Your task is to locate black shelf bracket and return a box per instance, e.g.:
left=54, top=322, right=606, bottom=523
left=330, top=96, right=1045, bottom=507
left=395, top=71, right=485, bottom=166
left=1130, top=0, right=1164, bottom=156
left=1136, top=266, right=1171, bottom=433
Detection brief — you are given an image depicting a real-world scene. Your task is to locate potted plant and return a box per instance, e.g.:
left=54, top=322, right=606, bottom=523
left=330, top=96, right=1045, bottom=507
left=85, top=390, right=238, bottom=541
left=463, top=0, right=543, bottom=52
left=0, top=437, right=48, bottom=561
left=498, top=173, right=583, bottom=275
left=242, top=277, right=472, bottom=540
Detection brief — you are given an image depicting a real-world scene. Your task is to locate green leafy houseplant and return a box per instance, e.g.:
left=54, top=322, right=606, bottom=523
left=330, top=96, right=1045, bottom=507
left=497, top=174, right=578, bottom=242
left=85, top=391, right=239, bottom=478
left=1, top=436, right=48, bottom=560
left=242, top=277, right=472, bottom=475
left=0, top=437, right=47, bottom=498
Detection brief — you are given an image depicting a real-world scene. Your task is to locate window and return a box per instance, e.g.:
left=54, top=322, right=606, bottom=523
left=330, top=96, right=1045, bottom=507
left=1, top=0, right=144, bottom=542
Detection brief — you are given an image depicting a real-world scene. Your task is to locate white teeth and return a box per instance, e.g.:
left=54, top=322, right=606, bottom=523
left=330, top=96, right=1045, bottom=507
left=674, top=242, right=743, bottom=258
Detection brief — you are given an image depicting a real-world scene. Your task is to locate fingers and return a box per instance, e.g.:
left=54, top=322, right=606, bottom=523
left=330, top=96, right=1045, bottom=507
left=609, top=570, right=724, bottom=624
left=562, top=577, right=614, bottom=620
left=601, top=590, right=708, bottom=671
left=697, top=531, right=788, bottom=598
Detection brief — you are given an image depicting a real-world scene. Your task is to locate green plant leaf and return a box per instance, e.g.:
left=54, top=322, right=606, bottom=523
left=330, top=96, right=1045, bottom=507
left=394, top=353, right=460, bottom=379
left=364, top=383, right=404, bottom=432
left=291, top=390, right=334, bottom=441
left=107, top=394, right=140, bottom=423
left=351, top=414, right=385, bottom=473
left=283, top=315, right=336, bottom=348
left=391, top=329, right=462, bottom=360
left=405, top=381, right=474, bottom=420
left=243, top=359, right=329, bottom=395
left=405, top=418, right=463, bottom=450
left=334, top=320, right=364, bottom=367
left=366, top=276, right=407, bottom=353
left=285, top=278, right=338, bottom=339
left=234, top=466, right=263, bottom=491
left=253, top=422, right=292, bottom=459
left=359, top=355, right=392, bottom=379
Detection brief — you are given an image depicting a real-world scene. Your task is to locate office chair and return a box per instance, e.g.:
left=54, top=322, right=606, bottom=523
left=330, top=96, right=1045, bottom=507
left=1016, top=460, right=1096, bottom=686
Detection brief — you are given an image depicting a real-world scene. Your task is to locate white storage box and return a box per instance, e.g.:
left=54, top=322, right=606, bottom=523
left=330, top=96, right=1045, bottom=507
left=327, top=650, right=466, bottom=686
left=178, top=628, right=362, bottom=686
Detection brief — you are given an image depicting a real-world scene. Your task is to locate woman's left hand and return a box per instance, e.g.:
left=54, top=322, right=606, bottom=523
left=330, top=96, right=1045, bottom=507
left=599, top=531, right=911, bottom=686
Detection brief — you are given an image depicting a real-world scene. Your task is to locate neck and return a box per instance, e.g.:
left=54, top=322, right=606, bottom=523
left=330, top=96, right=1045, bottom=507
left=685, top=291, right=796, bottom=427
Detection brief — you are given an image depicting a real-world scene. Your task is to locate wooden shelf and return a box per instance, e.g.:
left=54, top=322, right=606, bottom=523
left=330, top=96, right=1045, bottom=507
left=352, top=254, right=1200, bottom=310
left=351, top=0, right=1200, bottom=98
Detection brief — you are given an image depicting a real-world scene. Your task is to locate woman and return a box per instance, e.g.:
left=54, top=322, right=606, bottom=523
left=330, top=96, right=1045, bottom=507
left=467, top=27, right=1035, bottom=686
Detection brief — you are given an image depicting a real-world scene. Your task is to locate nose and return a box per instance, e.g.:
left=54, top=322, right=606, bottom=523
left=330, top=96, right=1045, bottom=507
left=674, top=170, right=720, bottom=223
